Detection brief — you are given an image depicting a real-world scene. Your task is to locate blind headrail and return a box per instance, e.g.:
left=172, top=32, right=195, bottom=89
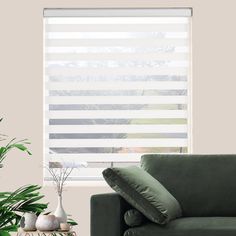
left=44, top=8, right=193, bottom=17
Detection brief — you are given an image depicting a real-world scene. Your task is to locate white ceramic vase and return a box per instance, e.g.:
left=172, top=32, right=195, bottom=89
left=20, top=212, right=37, bottom=231
left=36, top=215, right=59, bottom=231
left=54, top=195, right=67, bottom=223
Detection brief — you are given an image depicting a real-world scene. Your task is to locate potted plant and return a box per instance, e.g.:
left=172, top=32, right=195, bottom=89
left=0, top=118, right=47, bottom=235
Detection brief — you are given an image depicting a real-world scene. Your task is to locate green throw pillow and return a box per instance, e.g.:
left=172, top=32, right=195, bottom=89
left=103, top=166, right=182, bottom=225
left=124, top=209, right=146, bottom=227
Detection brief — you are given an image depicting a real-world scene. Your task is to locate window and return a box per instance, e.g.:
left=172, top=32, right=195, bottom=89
left=44, top=8, right=192, bottom=181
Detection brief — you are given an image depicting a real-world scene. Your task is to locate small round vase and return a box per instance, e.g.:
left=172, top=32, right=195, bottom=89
left=36, top=215, right=59, bottom=231
left=54, top=195, right=67, bottom=223
left=20, top=212, right=37, bottom=231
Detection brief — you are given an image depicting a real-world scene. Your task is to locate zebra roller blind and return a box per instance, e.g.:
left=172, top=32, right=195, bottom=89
left=44, top=8, right=192, bottom=181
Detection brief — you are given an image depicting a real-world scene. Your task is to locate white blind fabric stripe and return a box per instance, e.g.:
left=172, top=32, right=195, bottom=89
left=44, top=8, right=191, bottom=181
left=46, top=154, right=143, bottom=163
left=46, top=96, right=187, bottom=104
left=48, top=139, right=187, bottom=148
left=45, top=24, right=188, bottom=32
left=46, top=110, right=187, bottom=119
left=46, top=17, right=189, bottom=24
left=46, top=53, right=188, bottom=61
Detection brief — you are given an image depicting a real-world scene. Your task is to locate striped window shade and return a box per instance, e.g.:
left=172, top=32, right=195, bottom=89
left=44, top=8, right=192, bottom=181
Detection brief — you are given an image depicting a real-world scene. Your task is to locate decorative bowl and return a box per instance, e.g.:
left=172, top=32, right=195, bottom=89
left=36, top=215, right=59, bottom=231
left=20, top=212, right=37, bottom=231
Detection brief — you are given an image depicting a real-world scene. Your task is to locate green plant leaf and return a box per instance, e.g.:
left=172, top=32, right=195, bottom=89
left=43, top=211, right=51, bottom=215
left=67, top=218, right=78, bottom=226
left=0, top=225, right=18, bottom=232
left=0, top=230, right=11, bottom=236
left=27, top=150, right=32, bottom=155
left=13, top=144, right=27, bottom=151
left=0, top=137, right=31, bottom=164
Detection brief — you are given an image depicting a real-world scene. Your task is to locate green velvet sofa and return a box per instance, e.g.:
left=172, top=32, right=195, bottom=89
left=91, top=154, right=236, bottom=236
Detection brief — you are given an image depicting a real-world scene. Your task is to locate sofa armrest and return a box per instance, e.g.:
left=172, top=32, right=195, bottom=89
left=91, top=193, right=131, bottom=236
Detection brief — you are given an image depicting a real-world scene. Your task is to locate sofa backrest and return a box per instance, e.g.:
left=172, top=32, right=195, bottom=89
left=141, top=154, right=236, bottom=217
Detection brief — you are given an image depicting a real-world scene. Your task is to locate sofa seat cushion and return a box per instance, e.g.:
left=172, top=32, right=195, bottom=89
left=124, top=217, right=236, bottom=236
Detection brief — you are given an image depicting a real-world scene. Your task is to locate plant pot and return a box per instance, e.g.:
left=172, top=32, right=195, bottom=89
left=0, top=164, right=3, bottom=168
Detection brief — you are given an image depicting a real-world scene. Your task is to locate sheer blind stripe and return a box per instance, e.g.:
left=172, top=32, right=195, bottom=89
left=44, top=8, right=191, bottom=181
left=46, top=125, right=188, bottom=133
left=46, top=81, right=188, bottom=90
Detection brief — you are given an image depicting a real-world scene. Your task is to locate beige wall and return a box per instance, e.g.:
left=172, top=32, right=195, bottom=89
left=1, top=0, right=236, bottom=235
